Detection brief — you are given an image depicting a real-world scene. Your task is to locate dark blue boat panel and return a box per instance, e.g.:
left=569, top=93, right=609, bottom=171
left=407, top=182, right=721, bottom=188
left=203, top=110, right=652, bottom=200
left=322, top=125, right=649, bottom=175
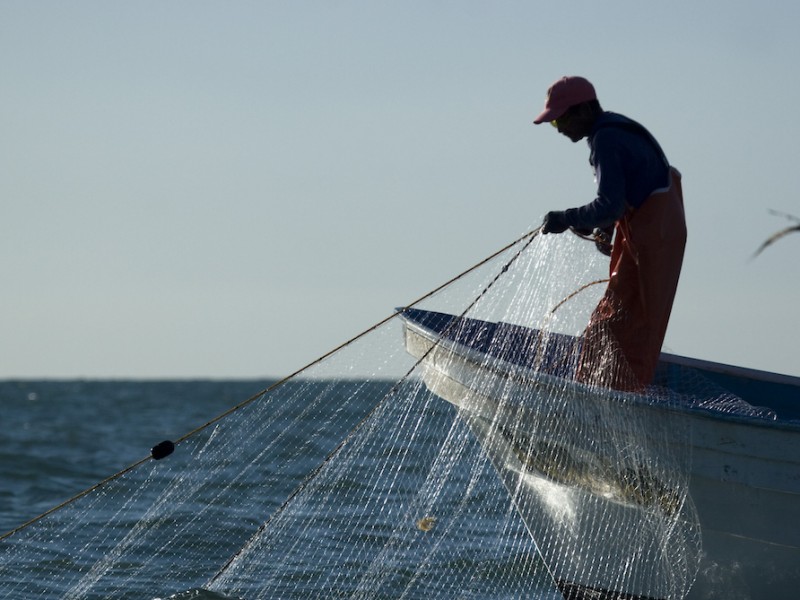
left=704, top=372, right=799, bottom=418
left=398, top=307, right=581, bottom=378
left=656, top=359, right=800, bottom=421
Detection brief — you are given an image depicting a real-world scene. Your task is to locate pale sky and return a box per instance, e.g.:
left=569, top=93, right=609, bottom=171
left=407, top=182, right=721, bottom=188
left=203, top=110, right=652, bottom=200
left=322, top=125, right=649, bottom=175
left=2, top=1, right=798, bottom=379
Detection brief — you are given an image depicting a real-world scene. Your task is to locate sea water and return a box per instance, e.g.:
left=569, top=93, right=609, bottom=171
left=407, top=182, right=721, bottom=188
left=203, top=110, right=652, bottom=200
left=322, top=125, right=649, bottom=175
left=0, top=380, right=560, bottom=600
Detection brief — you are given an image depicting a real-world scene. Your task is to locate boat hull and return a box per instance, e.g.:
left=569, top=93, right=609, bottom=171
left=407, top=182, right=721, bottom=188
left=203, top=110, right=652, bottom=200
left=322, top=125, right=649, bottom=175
left=401, top=309, right=800, bottom=600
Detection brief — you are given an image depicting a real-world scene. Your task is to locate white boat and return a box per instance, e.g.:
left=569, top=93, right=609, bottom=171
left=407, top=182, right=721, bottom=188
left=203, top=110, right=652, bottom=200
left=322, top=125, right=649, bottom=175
left=399, top=307, right=800, bottom=600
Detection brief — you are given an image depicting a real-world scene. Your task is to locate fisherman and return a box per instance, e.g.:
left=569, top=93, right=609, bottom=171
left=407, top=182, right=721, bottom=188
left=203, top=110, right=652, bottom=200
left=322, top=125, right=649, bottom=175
left=533, top=76, right=686, bottom=390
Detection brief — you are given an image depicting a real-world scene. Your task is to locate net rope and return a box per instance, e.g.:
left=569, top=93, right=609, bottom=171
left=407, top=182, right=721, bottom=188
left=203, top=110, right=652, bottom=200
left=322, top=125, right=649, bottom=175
left=0, top=230, right=771, bottom=599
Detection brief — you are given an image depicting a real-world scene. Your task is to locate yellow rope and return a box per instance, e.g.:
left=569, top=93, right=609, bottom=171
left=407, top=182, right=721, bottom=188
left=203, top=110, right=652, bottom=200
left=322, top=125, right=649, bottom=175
left=549, top=278, right=610, bottom=314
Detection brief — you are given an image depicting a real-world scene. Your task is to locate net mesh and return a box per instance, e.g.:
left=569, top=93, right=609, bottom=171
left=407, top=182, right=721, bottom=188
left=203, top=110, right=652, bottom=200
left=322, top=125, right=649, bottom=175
left=0, top=231, right=770, bottom=600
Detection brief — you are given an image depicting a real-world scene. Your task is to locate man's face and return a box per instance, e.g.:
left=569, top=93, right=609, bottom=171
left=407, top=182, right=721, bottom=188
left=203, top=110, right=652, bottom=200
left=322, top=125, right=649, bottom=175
left=552, top=105, right=593, bottom=143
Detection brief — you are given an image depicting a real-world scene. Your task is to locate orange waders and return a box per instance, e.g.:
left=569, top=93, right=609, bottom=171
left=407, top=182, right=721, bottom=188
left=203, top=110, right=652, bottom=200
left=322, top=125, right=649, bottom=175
left=576, top=167, right=687, bottom=391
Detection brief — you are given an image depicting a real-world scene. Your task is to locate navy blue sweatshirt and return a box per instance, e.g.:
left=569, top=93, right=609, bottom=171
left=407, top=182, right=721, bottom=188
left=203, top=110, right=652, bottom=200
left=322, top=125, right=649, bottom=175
left=565, top=112, right=671, bottom=230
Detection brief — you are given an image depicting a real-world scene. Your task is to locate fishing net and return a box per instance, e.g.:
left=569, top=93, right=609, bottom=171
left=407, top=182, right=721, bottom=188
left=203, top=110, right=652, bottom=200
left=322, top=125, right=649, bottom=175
left=0, top=230, right=771, bottom=600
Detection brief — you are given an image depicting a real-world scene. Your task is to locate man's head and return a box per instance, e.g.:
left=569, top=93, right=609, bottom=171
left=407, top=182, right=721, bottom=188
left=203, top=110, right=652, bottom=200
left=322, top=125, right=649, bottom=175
left=533, top=76, right=602, bottom=142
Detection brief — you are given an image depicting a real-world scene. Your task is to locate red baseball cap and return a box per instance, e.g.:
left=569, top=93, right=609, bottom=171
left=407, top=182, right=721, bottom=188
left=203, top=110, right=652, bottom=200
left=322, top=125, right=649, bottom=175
left=533, top=76, right=597, bottom=124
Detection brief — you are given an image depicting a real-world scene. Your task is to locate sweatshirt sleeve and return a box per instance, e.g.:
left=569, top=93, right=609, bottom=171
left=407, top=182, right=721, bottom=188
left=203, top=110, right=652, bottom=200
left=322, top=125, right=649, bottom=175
left=563, top=131, right=628, bottom=230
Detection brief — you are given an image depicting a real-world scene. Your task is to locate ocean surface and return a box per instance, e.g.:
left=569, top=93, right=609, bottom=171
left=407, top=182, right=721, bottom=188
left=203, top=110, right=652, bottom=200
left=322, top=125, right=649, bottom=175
left=0, top=381, right=257, bottom=532
left=0, top=380, right=559, bottom=600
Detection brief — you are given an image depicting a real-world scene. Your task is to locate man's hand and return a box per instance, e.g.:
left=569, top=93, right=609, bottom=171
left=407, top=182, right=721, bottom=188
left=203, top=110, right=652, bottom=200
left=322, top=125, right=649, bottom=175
left=542, top=211, right=569, bottom=234
left=593, top=227, right=613, bottom=256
